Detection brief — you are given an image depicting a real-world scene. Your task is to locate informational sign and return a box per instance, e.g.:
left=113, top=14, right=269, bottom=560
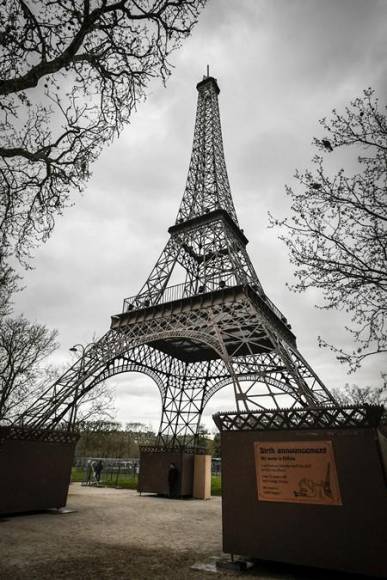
left=254, top=440, right=342, bottom=505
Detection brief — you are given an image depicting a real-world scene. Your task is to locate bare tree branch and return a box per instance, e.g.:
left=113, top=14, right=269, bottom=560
left=0, top=315, right=58, bottom=418
left=270, top=89, right=387, bottom=371
left=0, top=0, right=206, bottom=269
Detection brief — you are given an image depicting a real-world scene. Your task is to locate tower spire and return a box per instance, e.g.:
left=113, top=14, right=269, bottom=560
left=125, top=72, right=263, bottom=308
left=176, top=71, right=239, bottom=226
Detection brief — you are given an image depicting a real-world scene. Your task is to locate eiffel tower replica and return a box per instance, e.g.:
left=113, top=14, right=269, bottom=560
left=20, top=70, right=335, bottom=448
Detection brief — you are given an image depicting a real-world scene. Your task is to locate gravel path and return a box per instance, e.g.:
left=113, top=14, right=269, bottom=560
left=0, top=484, right=363, bottom=579
left=0, top=484, right=226, bottom=579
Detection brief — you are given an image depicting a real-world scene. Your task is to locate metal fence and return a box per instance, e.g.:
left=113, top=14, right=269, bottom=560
left=74, top=456, right=222, bottom=488
left=75, top=457, right=140, bottom=487
left=123, top=277, right=235, bottom=312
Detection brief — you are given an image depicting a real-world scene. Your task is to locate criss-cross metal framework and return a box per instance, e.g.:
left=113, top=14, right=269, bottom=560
left=17, top=73, right=336, bottom=447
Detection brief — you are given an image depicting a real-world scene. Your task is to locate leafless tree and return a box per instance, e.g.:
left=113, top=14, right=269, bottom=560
left=0, top=252, right=18, bottom=319
left=76, top=420, right=156, bottom=457
left=125, top=421, right=155, bottom=444
left=0, top=0, right=206, bottom=286
left=332, top=381, right=386, bottom=406
left=271, top=89, right=387, bottom=371
left=75, top=379, right=116, bottom=423
left=0, top=318, right=117, bottom=422
left=0, top=315, right=58, bottom=419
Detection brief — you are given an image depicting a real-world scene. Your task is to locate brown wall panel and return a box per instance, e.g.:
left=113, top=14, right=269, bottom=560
left=139, top=449, right=194, bottom=496
left=221, top=427, right=387, bottom=577
left=0, top=429, right=77, bottom=514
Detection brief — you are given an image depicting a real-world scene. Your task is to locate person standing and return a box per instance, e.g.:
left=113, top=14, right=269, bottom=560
left=94, top=459, right=104, bottom=483
left=168, top=462, right=179, bottom=498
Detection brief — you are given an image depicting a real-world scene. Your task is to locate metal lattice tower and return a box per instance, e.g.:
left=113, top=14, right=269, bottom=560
left=17, top=72, right=336, bottom=447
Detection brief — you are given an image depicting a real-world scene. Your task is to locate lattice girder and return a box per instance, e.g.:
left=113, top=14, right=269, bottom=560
left=18, top=283, right=335, bottom=445
left=176, top=76, right=238, bottom=224
left=14, top=72, right=337, bottom=446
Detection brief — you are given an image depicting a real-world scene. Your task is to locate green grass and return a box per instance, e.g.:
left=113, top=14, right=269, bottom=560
left=71, top=468, right=222, bottom=495
left=71, top=467, right=138, bottom=489
left=71, top=467, right=84, bottom=482
left=211, top=475, right=222, bottom=496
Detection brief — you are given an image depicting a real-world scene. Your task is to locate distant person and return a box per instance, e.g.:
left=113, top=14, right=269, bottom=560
left=89, top=460, right=97, bottom=484
left=168, top=462, right=179, bottom=498
left=94, top=459, right=104, bottom=483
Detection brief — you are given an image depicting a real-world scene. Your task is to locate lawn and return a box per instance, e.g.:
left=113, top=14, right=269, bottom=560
left=71, top=467, right=138, bottom=489
left=71, top=468, right=222, bottom=495
left=211, top=475, right=222, bottom=496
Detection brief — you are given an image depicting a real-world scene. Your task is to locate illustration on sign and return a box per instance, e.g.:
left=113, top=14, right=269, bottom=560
left=254, top=440, right=342, bottom=505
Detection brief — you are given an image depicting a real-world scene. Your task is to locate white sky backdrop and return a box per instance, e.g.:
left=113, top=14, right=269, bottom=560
left=13, top=0, right=387, bottom=432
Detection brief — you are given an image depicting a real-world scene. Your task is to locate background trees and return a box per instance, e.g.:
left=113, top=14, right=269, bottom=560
left=73, top=420, right=217, bottom=458
left=75, top=421, right=156, bottom=458
left=332, top=382, right=387, bottom=406
left=0, top=315, right=57, bottom=420
left=0, top=317, right=116, bottom=422
left=272, top=89, right=386, bottom=372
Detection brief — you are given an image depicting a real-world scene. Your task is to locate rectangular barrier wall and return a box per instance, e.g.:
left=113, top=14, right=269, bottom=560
left=0, top=426, right=79, bottom=514
left=138, top=446, right=195, bottom=496
left=193, top=454, right=211, bottom=499
left=214, top=406, right=387, bottom=578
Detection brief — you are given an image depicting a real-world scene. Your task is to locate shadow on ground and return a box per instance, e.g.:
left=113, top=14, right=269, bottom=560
left=0, top=544, right=226, bottom=580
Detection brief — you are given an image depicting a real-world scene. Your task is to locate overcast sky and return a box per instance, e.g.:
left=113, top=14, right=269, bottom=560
left=14, top=0, right=387, bottom=431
